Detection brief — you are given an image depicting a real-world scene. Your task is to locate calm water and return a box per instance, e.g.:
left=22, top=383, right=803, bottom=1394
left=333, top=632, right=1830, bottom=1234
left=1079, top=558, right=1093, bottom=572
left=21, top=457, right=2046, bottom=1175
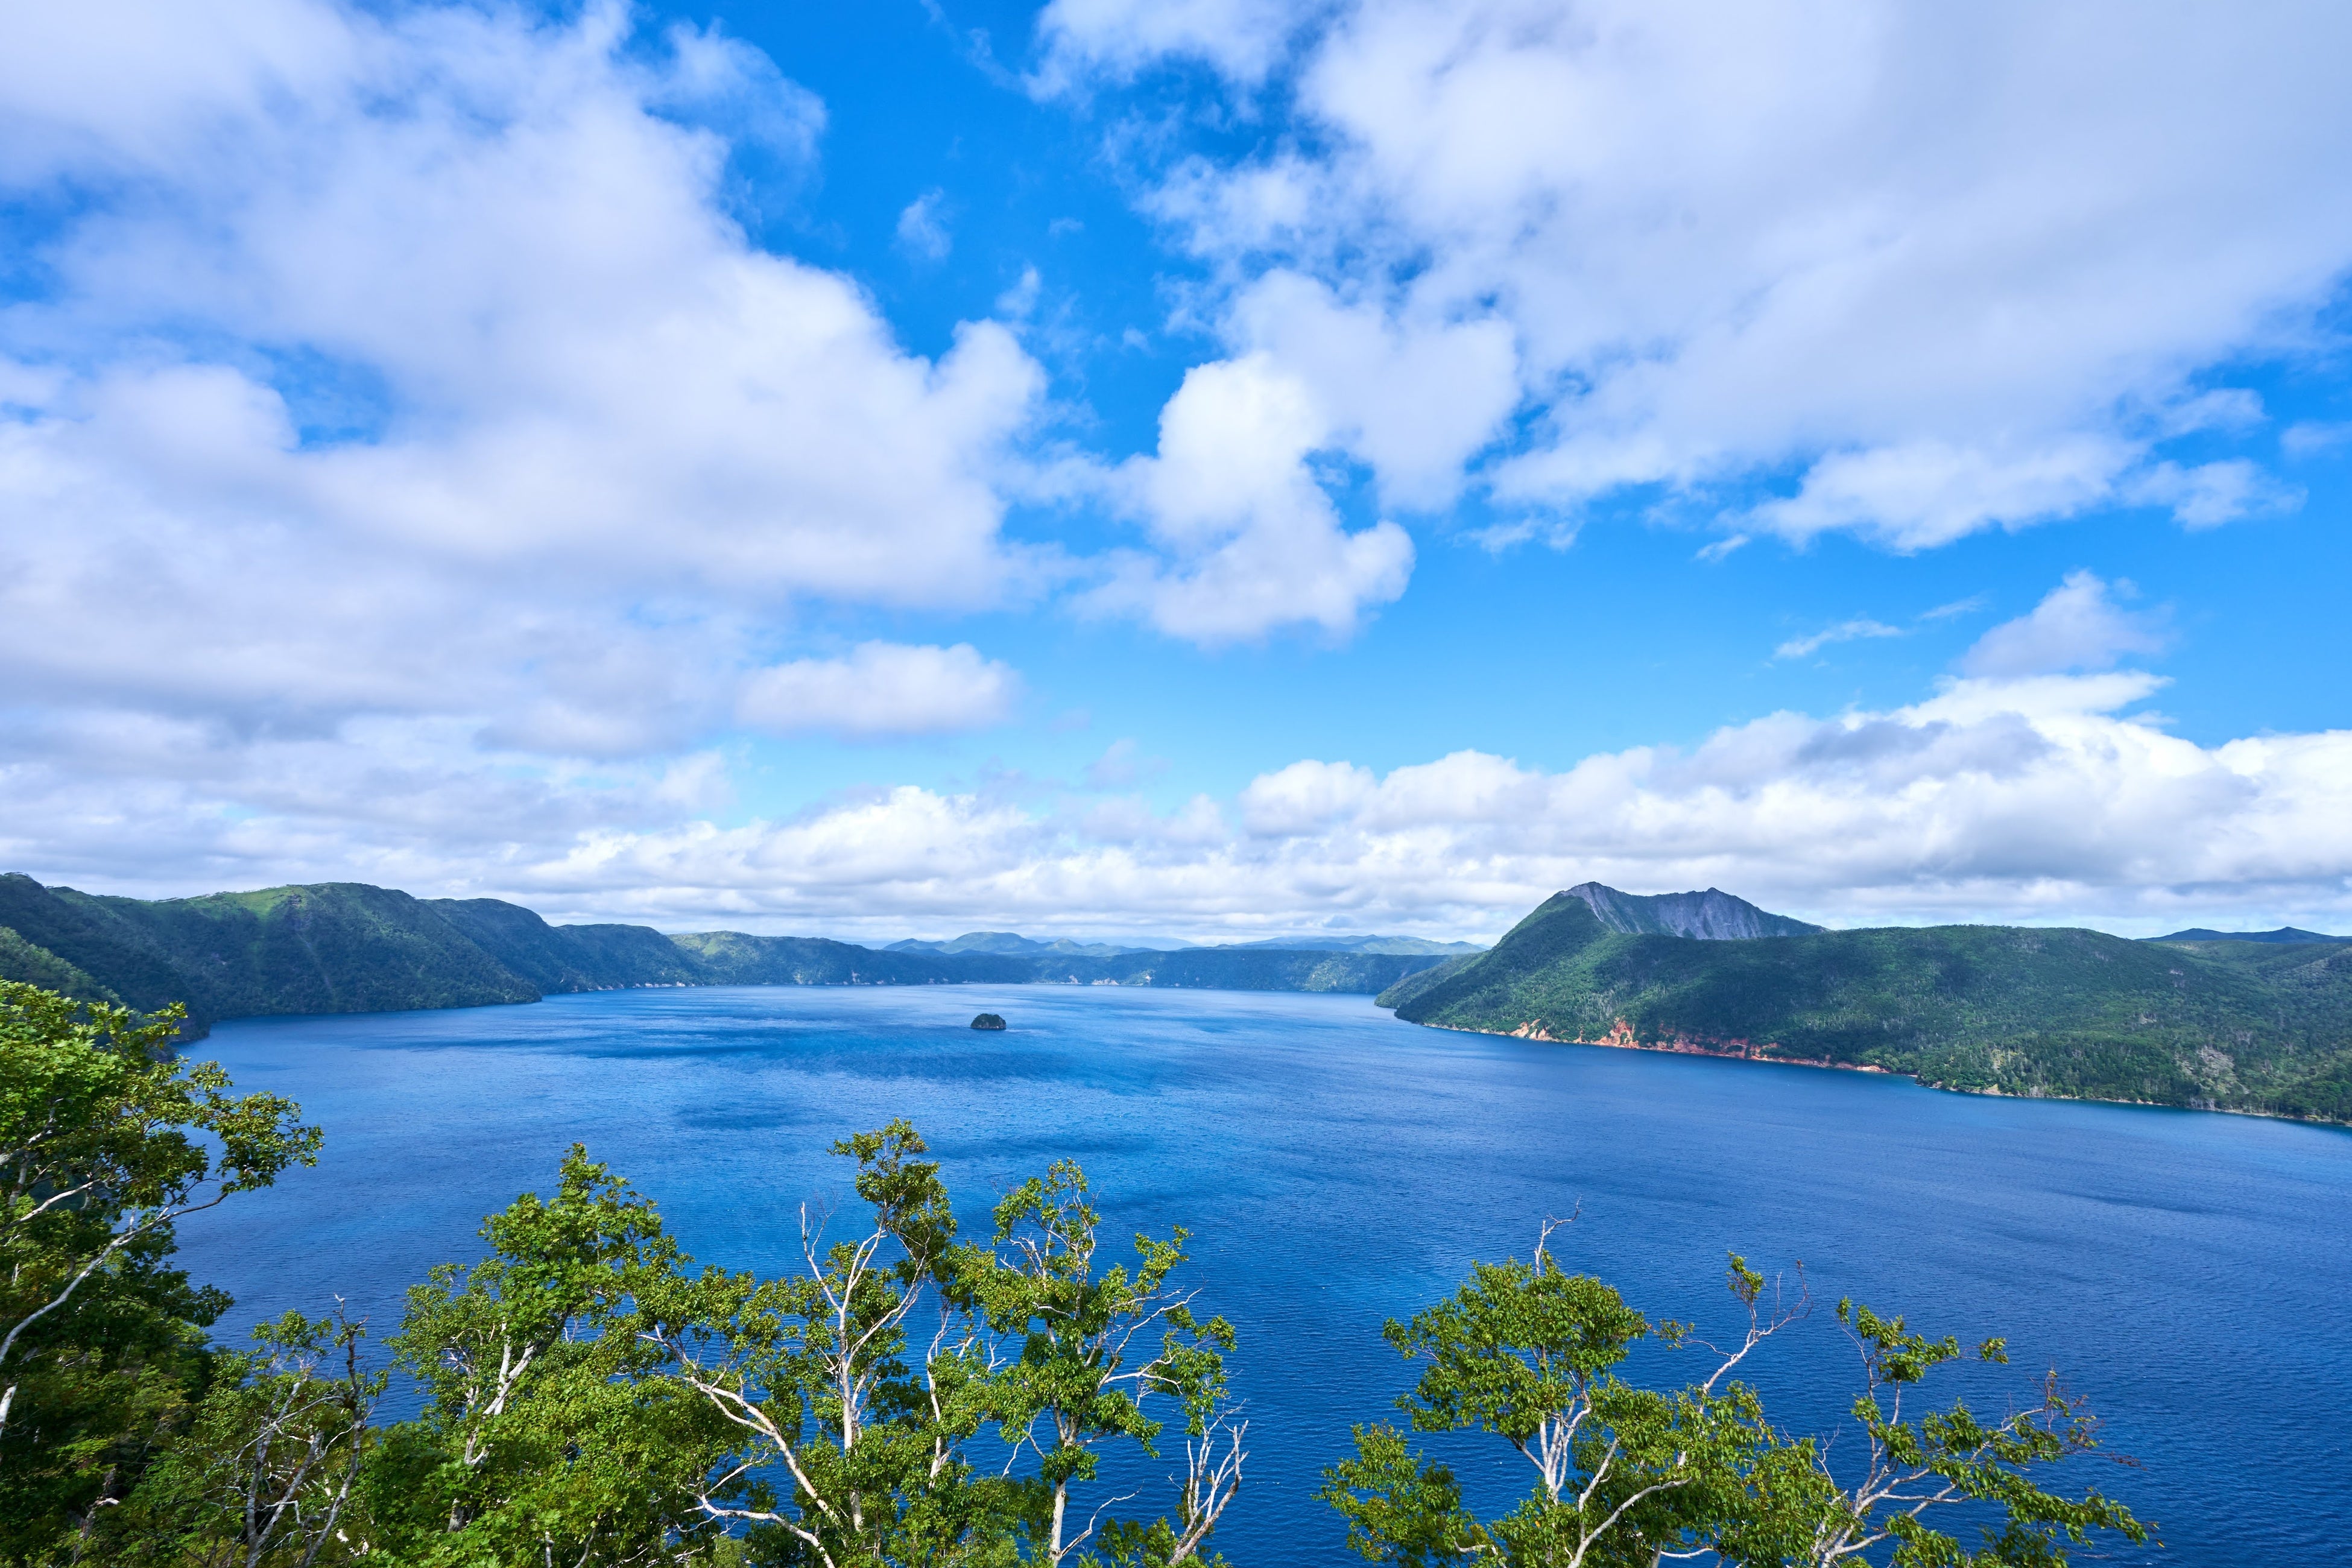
left=177, top=985, right=2351, bottom=1564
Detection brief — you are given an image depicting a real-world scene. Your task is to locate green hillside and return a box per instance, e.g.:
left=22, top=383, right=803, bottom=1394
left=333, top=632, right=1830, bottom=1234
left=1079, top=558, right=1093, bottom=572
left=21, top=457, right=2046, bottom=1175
left=0, top=874, right=1450, bottom=1035
left=1026, top=947, right=1438, bottom=992
left=427, top=899, right=704, bottom=990
left=669, top=931, right=1034, bottom=985
left=0, top=923, right=115, bottom=1001
left=0, top=874, right=213, bottom=1020
left=1380, top=892, right=2352, bottom=1123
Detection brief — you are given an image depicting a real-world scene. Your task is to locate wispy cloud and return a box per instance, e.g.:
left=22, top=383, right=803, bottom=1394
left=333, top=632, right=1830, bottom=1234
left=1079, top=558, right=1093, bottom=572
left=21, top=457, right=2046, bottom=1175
left=1774, top=619, right=1905, bottom=661
left=2282, top=421, right=2352, bottom=458
left=2123, top=460, right=2301, bottom=530
left=895, top=188, right=952, bottom=261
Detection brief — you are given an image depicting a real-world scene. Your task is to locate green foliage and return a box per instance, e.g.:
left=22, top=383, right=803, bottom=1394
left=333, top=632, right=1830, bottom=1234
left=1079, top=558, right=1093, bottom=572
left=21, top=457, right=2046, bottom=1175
left=1768, top=1300, right=2151, bottom=1566
left=0, top=926, right=117, bottom=1006
left=105, top=1307, right=381, bottom=1567
left=0, top=876, right=203, bottom=1026
left=368, top=1146, right=728, bottom=1566
left=1323, top=1245, right=2151, bottom=1568
left=0, top=1005, right=1250, bottom=1568
left=643, top=1119, right=987, bottom=1566
left=0, top=981, right=320, bottom=1561
left=647, top=1121, right=1245, bottom=1567
left=955, top=1159, right=1242, bottom=1566
left=1386, top=892, right=2352, bottom=1122
left=1321, top=1241, right=1778, bottom=1567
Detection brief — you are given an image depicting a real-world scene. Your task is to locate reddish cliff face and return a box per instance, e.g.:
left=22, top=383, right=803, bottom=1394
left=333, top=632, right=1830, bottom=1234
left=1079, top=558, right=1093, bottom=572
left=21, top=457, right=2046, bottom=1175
left=1495, top=1016, right=1894, bottom=1073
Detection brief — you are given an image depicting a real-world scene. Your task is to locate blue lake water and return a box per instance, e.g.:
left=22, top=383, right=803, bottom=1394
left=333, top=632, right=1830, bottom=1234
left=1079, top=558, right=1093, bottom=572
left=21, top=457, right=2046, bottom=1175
left=176, top=985, right=2351, bottom=1564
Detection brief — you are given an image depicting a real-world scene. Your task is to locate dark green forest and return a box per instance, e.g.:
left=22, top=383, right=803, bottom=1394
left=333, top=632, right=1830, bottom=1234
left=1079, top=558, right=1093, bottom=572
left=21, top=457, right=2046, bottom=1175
left=1382, top=893, right=2352, bottom=1122
left=2, top=979, right=2148, bottom=1567
left=0, top=876, right=1447, bottom=1038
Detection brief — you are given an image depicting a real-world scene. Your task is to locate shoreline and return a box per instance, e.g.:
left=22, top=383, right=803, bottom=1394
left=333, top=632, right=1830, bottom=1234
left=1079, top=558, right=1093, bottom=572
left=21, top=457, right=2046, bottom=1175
left=1415, top=1017, right=2350, bottom=1130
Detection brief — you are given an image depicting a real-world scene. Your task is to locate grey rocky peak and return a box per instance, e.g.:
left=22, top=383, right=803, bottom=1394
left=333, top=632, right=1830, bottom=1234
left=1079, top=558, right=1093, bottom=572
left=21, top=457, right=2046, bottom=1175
left=1564, top=882, right=1823, bottom=940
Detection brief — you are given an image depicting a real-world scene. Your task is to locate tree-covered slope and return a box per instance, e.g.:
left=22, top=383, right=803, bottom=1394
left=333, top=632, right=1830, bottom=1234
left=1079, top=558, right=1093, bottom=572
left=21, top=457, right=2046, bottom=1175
left=1026, top=947, right=1443, bottom=992
left=668, top=931, right=1029, bottom=985
left=106, top=883, right=540, bottom=1020
left=0, top=923, right=116, bottom=1002
left=1382, top=892, right=2352, bottom=1122
left=0, top=874, right=207, bottom=1020
left=426, top=899, right=703, bottom=990
left=0, top=876, right=542, bottom=1031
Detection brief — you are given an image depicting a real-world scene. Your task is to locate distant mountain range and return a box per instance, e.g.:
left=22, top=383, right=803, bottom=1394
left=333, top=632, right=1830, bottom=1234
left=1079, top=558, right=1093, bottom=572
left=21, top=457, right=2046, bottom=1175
left=1380, top=887, right=2352, bottom=1124
left=2151, top=926, right=2350, bottom=944
left=0, top=874, right=1459, bottom=1036
left=1214, top=934, right=1485, bottom=955
left=885, top=932, right=1177, bottom=957
left=885, top=930, right=1482, bottom=958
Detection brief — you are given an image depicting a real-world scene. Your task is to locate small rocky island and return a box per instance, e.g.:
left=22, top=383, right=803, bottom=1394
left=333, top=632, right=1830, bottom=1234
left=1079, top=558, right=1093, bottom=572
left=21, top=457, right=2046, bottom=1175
left=971, top=1013, right=1007, bottom=1031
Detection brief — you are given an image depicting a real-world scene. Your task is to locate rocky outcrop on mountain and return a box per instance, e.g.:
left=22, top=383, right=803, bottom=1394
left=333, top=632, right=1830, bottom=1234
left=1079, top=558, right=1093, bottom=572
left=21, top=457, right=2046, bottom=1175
left=1565, top=882, right=1823, bottom=940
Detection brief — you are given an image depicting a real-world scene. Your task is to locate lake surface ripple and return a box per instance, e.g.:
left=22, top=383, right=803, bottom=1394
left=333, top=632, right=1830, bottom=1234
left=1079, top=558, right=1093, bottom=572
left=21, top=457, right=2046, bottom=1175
left=178, top=985, right=2352, bottom=1564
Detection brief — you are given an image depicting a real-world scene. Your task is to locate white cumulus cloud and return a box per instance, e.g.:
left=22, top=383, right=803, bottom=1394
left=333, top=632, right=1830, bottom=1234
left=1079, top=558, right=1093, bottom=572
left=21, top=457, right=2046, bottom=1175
left=16, top=665, right=2351, bottom=941
left=737, top=644, right=1020, bottom=739
left=1961, top=572, right=2169, bottom=678
left=1084, top=353, right=1415, bottom=641
left=1034, top=0, right=1301, bottom=89
left=1081, top=0, right=2352, bottom=549
left=0, top=0, right=1048, bottom=763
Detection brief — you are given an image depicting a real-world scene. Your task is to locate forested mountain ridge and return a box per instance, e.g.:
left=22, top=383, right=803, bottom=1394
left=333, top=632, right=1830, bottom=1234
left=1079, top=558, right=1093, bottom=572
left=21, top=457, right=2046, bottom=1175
left=2149, top=925, right=2350, bottom=944
left=0, top=874, right=1448, bottom=1035
left=885, top=929, right=1484, bottom=956
left=1380, top=890, right=2352, bottom=1122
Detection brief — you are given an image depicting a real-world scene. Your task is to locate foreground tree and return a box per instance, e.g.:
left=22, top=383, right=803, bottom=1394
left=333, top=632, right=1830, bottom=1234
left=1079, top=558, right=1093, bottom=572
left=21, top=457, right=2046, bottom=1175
left=1721, top=1300, right=2151, bottom=1566
left=0, top=981, right=319, bottom=1558
left=1321, top=1236, right=1793, bottom=1567
left=1323, top=1236, right=2150, bottom=1567
left=648, top=1121, right=1246, bottom=1567
left=645, top=1121, right=985, bottom=1565
left=955, top=1158, right=1246, bottom=1567
left=107, top=1306, right=382, bottom=1567
left=365, top=1146, right=731, bottom=1566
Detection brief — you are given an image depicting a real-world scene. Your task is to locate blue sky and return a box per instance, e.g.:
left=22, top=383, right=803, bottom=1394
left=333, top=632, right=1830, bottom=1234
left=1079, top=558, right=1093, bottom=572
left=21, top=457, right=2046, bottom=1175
left=2, top=0, right=2349, bottom=941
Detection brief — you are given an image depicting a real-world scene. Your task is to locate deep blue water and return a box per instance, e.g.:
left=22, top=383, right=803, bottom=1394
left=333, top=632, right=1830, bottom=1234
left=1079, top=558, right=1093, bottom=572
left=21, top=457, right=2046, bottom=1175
left=175, top=985, right=2351, bottom=1564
